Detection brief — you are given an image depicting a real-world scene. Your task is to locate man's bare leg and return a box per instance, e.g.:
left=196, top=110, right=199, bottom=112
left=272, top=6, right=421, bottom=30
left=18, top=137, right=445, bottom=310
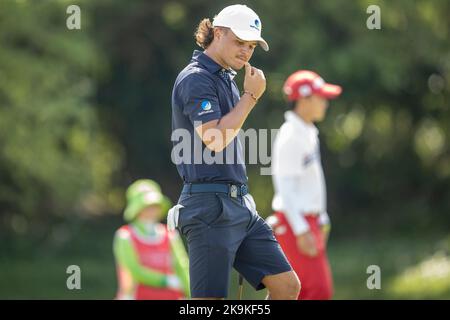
left=262, top=270, right=301, bottom=300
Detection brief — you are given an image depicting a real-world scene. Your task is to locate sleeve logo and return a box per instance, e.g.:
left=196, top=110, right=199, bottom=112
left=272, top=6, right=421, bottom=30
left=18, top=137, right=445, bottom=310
left=198, top=100, right=214, bottom=116
left=201, top=100, right=212, bottom=111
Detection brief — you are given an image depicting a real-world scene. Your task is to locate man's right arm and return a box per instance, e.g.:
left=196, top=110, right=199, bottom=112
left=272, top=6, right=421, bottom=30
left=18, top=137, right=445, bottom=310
left=195, top=62, right=266, bottom=152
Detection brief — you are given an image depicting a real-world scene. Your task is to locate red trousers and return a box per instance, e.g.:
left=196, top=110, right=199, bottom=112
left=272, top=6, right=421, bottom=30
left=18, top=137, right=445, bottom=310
left=272, top=212, right=333, bottom=300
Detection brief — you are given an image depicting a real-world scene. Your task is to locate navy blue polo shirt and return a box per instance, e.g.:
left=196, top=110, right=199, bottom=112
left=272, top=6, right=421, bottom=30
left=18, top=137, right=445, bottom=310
left=171, top=50, right=247, bottom=184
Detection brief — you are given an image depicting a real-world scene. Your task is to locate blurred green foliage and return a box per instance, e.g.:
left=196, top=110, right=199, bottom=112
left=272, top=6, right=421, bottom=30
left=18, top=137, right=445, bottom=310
left=0, top=0, right=449, bottom=299
left=0, top=0, right=124, bottom=237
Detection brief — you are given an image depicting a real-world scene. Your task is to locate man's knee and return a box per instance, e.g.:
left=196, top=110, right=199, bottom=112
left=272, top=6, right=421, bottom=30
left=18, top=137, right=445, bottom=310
left=286, top=274, right=301, bottom=298
left=263, top=271, right=301, bottom=300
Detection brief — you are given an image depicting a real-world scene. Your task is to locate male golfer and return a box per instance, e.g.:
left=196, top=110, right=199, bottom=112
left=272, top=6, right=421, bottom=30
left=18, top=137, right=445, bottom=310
left=169, top=4, right=300, bottom=299
left=268, top=70, right=342, bottom=299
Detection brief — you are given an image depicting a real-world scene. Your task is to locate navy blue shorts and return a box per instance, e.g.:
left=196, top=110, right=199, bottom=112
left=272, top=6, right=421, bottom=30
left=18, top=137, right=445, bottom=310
left=176, top=192, right=292, bottom=298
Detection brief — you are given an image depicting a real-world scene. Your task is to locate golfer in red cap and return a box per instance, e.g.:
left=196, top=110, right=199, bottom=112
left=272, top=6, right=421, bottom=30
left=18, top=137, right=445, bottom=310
left=267, top=70, right=342, bottom=300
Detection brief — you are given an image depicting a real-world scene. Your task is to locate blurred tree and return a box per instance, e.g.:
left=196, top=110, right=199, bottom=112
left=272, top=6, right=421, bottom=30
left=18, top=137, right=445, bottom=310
left=0, top=0, right=123, bottom=236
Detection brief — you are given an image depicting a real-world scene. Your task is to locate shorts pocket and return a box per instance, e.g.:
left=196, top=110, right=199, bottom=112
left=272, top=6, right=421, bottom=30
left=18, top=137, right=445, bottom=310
left=195, top=193, right=226, bottom=227
left=178, top=193, right=227, bottom=232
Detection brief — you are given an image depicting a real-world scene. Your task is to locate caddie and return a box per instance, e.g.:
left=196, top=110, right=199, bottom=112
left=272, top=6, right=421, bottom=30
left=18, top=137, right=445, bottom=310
left=113, top=179, right=190, bottom=300
left=268, top=70, right=342, bottom=300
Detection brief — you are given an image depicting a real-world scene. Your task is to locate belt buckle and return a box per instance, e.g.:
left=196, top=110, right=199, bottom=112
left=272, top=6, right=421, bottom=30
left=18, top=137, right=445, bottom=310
left=230, top=185, right=238, bottom=198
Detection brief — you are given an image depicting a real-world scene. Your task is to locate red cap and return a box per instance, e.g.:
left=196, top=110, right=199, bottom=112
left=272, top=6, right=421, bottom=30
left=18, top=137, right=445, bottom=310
left=283, top=70, right=342, bottom=101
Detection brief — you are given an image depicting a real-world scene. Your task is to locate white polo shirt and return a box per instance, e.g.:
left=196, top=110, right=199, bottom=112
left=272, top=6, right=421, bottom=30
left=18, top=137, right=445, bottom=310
left=272, top=111, right=330, bottom=235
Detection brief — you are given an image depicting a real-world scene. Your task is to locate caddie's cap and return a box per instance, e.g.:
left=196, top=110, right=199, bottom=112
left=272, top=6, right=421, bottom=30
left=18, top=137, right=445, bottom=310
left=283, top=70, right=342, bottom=101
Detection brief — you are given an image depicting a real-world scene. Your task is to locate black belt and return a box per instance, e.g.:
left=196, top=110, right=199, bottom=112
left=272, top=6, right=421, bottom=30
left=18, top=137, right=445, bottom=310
left=182, top=183, right=249, bottom=198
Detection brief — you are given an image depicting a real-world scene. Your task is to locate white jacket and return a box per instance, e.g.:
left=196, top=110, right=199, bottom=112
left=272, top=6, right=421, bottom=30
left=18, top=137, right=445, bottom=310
left=272, top=111, right=330, bottom=235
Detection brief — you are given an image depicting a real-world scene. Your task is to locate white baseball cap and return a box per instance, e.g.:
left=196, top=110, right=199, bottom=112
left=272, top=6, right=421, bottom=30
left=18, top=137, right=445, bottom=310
left=212, top=4, right=269, bottom=51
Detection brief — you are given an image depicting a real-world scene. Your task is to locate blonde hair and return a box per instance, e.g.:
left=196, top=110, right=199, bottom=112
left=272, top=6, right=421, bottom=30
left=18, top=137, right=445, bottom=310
left=194, top=18, right=214, bottom=49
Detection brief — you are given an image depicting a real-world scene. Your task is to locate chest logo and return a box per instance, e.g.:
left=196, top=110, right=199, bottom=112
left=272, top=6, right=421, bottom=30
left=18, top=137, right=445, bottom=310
left=303, top=149, right=320, bottom=167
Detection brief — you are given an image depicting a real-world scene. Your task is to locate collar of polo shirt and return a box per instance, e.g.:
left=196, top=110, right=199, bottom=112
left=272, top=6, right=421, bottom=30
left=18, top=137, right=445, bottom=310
left=192, top=50, right=237, bottom=79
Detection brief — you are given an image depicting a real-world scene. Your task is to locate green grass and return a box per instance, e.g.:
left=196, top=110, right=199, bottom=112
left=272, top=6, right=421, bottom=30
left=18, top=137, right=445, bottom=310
left=1, top=219, right=449, bottom=299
